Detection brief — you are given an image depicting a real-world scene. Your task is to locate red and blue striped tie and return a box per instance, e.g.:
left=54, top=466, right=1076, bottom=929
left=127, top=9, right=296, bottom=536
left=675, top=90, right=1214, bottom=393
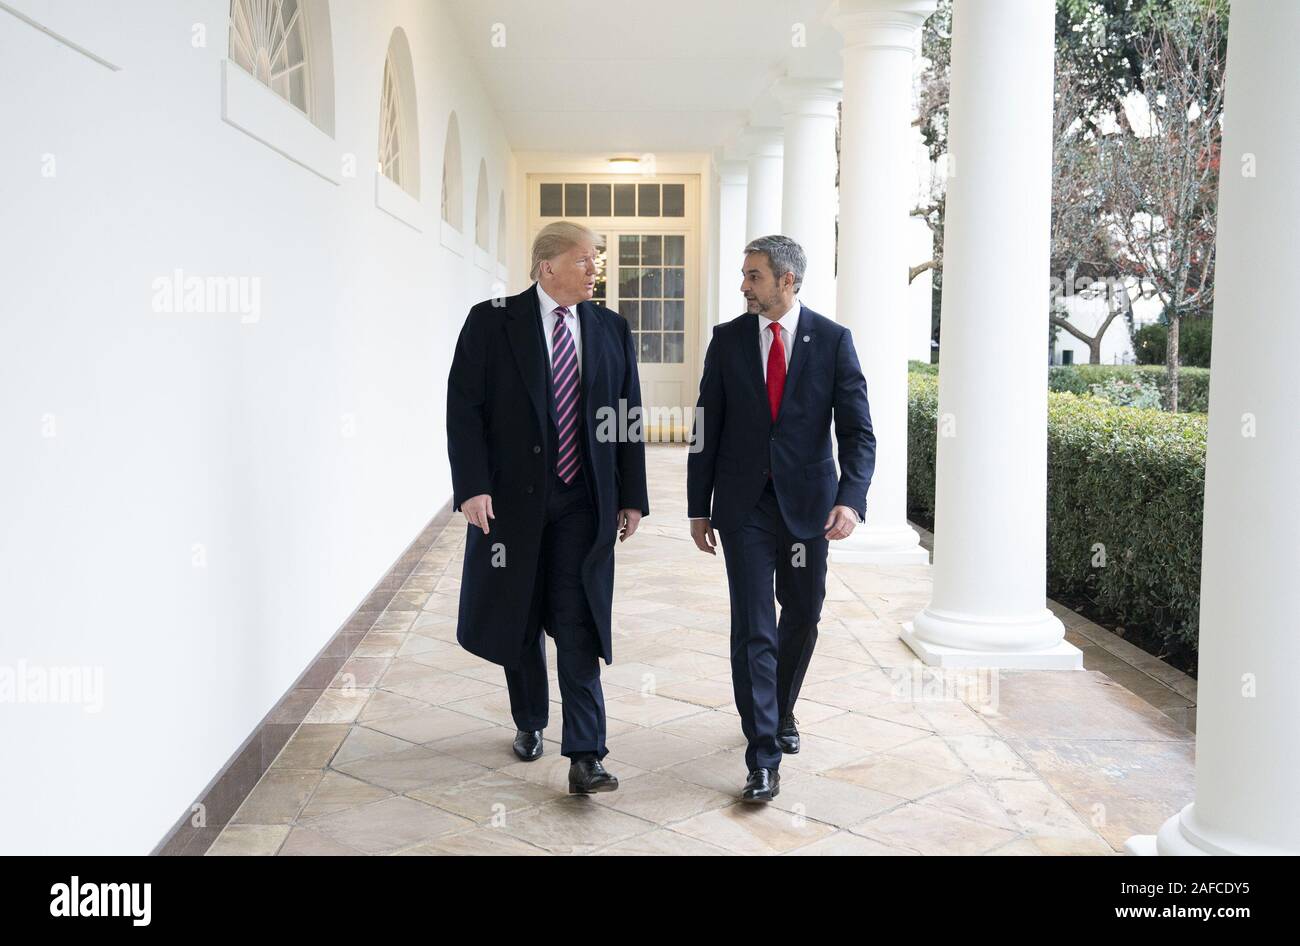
left=551, top=306, right=580, bottom=483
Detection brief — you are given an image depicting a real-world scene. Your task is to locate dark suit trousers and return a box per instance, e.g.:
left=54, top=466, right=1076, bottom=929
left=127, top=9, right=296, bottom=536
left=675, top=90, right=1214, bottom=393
left=720, top=478, right=828, bottom=771
left=503, top=466, right=607, bottom=761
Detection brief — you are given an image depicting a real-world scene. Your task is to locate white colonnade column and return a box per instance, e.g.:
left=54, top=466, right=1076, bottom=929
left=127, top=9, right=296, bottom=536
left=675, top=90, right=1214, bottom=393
left=716, top=159, right=749, bottom=322
left=829, top=0, right=933, bottom=565
left=900, top=0, right=1080, bottom=668
left=1127, top=0, right=1300, bottom=856
left=776, top=78, right=841, bottom=319
left=742, top=127, right=783, bottom=243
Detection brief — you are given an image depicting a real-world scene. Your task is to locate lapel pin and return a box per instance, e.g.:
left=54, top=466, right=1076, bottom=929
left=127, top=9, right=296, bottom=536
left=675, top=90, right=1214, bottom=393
left=803, top=335, right=810, bottom=342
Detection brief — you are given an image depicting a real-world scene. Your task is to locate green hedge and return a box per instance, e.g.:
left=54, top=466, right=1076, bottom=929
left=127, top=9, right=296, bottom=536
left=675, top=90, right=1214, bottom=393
left=914, top=360, right=1210, bottom=413
left=907, top=371, right=1206, bottom=657
left=1048, top=364, right=1210, bottom=413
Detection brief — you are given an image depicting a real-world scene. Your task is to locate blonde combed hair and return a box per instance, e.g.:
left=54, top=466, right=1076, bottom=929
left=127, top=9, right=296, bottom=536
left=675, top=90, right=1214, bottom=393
left=530, top=221, right=599, bottom=281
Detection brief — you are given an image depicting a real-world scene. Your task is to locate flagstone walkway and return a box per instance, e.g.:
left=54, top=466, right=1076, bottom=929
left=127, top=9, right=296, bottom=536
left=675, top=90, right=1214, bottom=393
left=209, top=446, right=1195, bottom=856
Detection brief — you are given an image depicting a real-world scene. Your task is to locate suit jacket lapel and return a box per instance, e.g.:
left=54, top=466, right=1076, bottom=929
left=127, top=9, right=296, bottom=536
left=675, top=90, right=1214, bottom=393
left=776, top=305, right=815, bottom=424
left=506, top=284, right=548, bottom=440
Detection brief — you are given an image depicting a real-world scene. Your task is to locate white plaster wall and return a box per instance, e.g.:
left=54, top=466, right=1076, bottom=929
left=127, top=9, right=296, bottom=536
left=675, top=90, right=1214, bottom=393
left=0, top=0, right=511, bottom=853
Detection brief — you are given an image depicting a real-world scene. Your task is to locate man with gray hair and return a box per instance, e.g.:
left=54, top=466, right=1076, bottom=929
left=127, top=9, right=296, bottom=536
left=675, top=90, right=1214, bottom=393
left=448, top=221, right=648, bottom=795
left=687, top=234, right=875, bottom=802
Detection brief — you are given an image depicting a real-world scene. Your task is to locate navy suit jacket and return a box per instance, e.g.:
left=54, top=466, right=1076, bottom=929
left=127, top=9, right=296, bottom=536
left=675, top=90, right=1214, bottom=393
left=687, top=305, right=876, bottom=539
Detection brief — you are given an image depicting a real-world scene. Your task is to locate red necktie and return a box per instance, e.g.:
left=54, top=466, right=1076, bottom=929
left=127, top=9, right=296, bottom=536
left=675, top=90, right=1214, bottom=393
left=766, top=322, right=786, bottom=422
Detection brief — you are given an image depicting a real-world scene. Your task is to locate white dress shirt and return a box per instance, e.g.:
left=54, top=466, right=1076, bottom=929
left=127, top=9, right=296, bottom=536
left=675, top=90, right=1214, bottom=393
left=759, top=298, right=800, bottom=379
left=537, top=284, right=581, bottom=377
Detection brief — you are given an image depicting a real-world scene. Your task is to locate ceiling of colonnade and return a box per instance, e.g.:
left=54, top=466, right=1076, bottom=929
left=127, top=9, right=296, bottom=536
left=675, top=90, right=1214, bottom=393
left=444, top=0, right=843, bottom=152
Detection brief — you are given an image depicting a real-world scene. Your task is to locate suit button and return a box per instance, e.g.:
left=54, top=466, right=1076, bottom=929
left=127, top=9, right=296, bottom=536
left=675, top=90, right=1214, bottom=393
left=762, top=469, right=769, bottom=476
left=525, top=485, right=534, bottom=494
left=532, top=445, right=541, bottom=453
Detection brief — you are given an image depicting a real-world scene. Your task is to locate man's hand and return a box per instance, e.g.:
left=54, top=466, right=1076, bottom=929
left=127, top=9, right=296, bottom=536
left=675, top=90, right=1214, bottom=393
left=617, top=509, right=642, bottom=542
left=461, top=494, right=494, bottom=534
left=690, top=518, right=718, bottom=555
left=824, top=505, right=858, bottom=541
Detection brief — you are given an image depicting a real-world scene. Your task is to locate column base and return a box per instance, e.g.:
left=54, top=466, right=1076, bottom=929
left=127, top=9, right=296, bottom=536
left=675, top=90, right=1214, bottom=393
left=900, top=618, right=1082, bottom=670
left=1127, top=805, right=1211, bottom=855
left=829, top=523, right=930, bottom=565
left=1123, top=834, right=1159, bottom=856
left=1127, top=803, right=1297, bottom=856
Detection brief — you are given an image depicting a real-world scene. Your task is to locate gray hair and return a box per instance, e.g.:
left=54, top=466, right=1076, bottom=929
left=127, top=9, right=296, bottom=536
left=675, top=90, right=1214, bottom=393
left=531, top=220, right=599, bottom=281
left=744, top=234, right=806, bottom=292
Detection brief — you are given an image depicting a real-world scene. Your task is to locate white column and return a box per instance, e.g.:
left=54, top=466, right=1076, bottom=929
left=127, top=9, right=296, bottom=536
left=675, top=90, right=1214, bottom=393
left=828, top=0, right=932, bottom=565
left=1127, top=0, right=1300, bottom=856
left=742, top=127, right=783, bottom=242
left=900, top=0, right=1080, bottom=668
left=716, top=159, right=749, bottom=323
left=776, top=78, right=841, bottom=319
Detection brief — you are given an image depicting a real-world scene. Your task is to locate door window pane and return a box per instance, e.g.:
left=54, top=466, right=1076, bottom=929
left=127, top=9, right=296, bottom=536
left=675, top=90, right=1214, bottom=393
left=663, top=332, right=685, bottom=363
left=641, top=234, right=662, bottom=265
left=618, top=267, right=641, bottom=300
left=662, top=183, right=685, bottom=216
left=592, top=235, right=608, bottom=304
left=638, top=333, right=662, bottom=363
left=639, top=268, right=662, bottom=297
left=641, top=300, right=662, bottom=332
left=540, top=183, right=562, bottom=216
left=564, top=183, right=587, bottom=216
left=637, top=183, right=659, bottom=216
left=621, top=300, right=639, bottom=330
left=618, top=234, right=639, bottom=266
left=589, top=183, right=611, bottom=216
left=663, top=299, right=684, bottom=331
left=664, top=267, right=684, bottom=298
left=614, top=184, right=636, bottom=216
left=664, top=234, right=685, bottom=265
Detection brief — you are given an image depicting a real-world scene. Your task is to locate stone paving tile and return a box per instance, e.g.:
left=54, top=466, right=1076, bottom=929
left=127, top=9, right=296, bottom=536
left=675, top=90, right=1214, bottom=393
left=492, top=797, right=655, bottom=854
left=210, top=446, right=1194, bottom=855
left=305, top=796, right=474, bottom=854
left=206, top=824, right=290, bottom=856
left=671, top=802, right=837, bottom=855
left=849, top=803, right=1020, bottom=855
left=230, top=768, right=322, bottom=825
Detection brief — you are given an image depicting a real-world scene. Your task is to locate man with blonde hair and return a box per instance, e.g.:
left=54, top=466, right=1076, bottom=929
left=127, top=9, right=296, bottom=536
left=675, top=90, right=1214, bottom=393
left=447, top=221, right=648, bottom=794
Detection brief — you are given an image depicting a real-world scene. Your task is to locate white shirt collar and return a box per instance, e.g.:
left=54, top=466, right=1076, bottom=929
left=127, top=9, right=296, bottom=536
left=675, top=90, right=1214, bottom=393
left=760, top=298, right=800, bottom=337
left=536, top=283, right=577, bottom=320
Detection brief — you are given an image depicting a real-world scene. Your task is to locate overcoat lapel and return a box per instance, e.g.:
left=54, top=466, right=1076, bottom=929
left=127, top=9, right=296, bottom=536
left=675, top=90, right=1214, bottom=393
left=506, top=284, right=548, bottom=441
left=577, top=299, right=602, bottom=412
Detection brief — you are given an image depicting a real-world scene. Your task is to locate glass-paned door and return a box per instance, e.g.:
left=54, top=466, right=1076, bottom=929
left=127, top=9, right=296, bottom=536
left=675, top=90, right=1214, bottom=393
left=617, top=234, right=686, bottom=366
left=530, top=174, right=699, bottom=441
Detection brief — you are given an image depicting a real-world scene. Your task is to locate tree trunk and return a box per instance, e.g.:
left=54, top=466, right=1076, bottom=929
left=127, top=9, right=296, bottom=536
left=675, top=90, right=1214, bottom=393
left=1167, top=310, right=1181, bottom=412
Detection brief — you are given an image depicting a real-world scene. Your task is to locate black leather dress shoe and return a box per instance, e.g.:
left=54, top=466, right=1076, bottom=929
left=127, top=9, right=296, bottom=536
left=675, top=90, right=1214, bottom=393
left=512, top=730, right=543, bottom=762
left=568, top=758, right=619, bottom=794
left=741, top=767, right=780, bottom=803
left=777, top=714, right=800, bottom=754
